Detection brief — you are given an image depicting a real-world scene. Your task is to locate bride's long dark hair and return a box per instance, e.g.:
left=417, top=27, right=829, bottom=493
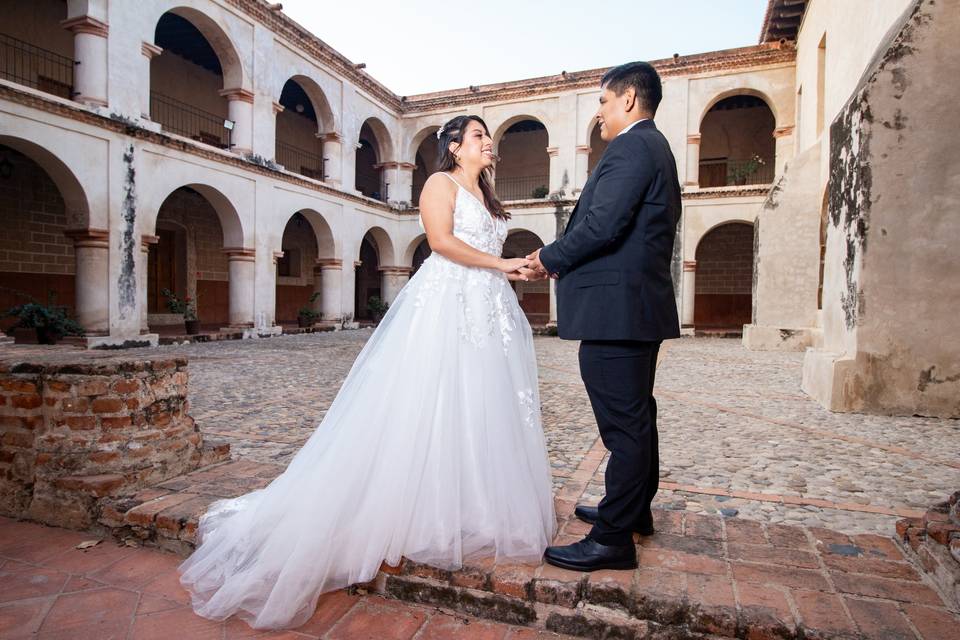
left=436, top=115, right=509, bottom=220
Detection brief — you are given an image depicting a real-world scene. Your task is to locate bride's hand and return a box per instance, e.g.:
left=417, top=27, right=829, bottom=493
left=497, top=257, right=531, bottom=274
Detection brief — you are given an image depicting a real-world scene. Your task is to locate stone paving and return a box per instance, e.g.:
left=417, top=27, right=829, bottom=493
left=115, top=331, right=960, bottom=536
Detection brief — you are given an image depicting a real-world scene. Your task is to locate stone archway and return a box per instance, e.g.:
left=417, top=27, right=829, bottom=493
left=693, top=222, right=755, bottom=330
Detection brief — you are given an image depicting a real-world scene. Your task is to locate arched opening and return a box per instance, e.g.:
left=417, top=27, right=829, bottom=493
left=411, top=238, right=432, bottom=275
left=275, top=212, right=318, bottom=326
left=354, top=232, right=381, bottom=321
left=150, top=11, right=235, bottom=148
left=0, top=0, right=74, bottom=99
left=699, top=95, right=776, bottom=188
left=148, top=187, right=232, bottom=333
left=355, top=119, right=391, bottom=201
left=502, top=230, right=548, bottom=326
left=0, top=144, right=80, bottom=333
left=693, top=222, right=755, bottom=330
left=275, top=78, right=326, bottom=180
left=587, top=121, right=608, bottom=177
left=411, top=129, right=439, bottom=206
left=495, top=119, right=549, bottom=201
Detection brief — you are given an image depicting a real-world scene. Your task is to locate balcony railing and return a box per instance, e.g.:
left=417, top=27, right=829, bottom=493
left=0, top=33, right=73, bottom=99
left=698, top=157, right=775, bottom=188
left=496, top=175, right=549, bottom=201
left=276, top=141, right=324, bottom=180
left=150, top=93, right=230, bottom=148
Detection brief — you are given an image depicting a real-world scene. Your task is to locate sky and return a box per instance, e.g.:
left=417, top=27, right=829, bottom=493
left=279, top=0, right=770, bottom=96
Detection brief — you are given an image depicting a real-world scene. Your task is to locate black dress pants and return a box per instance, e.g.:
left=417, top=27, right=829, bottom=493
left=578, top=339, right=661, bottom=546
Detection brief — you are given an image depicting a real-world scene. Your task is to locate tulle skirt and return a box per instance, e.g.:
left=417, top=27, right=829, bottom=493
left=177, top=254, right=557, bottom=629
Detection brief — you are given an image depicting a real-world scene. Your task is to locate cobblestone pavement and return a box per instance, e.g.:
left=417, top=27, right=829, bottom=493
left=124, top=332, right=959, bottom=536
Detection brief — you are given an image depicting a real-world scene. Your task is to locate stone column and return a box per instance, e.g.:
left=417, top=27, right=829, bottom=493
left=681, top=260, right=697, bottom=327
left=379, top=266, right=412, bottom=305
left=548, top=279, right=558, bottom=327
left=320, top=132, right=343, bottom=187
left=223, top=248, right=256, bottom=328
left=139, top=235, right=158, bottom=333
left=63, top=229, right=109, bottom=335
left=547, top=146, right=561, bottom=195
left=773, top=126, right=795, bottom=177
left=139, top=43, right=163, bottom=119
left=383, top=162, right=416, bottom=207
left=60, top=16, right=109, bottom=107
left=684, top=134, right=701, bottom=188
left=219, top=88, right=255, bottom=155
left=574, top=145, right=591, bottom=192
left=316, top=259, right=342, bottom=324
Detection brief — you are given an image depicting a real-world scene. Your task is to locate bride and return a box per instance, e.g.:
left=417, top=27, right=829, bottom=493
left=177, top=115, right=557, bottom=630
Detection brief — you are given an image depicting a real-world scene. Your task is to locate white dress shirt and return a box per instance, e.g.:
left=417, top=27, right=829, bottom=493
left=617, top=118, right=649, bottom=136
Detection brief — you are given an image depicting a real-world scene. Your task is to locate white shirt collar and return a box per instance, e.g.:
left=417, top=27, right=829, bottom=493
left=617, top=118, right=649, bottom=136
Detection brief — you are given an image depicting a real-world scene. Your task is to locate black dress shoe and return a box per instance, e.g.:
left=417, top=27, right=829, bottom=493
left=574, top=505, right=656, bottom=536
left=543, top=535, right=637, bottom=571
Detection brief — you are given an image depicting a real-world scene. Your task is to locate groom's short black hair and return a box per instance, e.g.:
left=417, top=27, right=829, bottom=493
left=601, top=61, right=662, bottom=116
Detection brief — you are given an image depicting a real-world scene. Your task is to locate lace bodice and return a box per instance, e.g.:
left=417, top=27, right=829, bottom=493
left=418, top=172, right=507, bottom=254
left=410, top=173, right=524, bottom=353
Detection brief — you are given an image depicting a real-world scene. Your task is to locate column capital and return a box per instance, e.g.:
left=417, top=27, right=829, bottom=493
left=373, top=161, right=414, bottom=171
left=319, top=132, right=343, bottom=143
left=64, top=228, right=109, bottom=248
left=575, top=145, right=592, bottom=154
left=271, top=100, right=285, bottom=114
left=683, top=260, right=698, bottom=272
left=773, top=125, right=795, bottom=138
left=315, top=258, right=343, bottom=269
left=219, top=88, right=255, bottom=104
left=141, top=42, right=163, bottom=59
left=61, top=16, right=109, bottom=38
left=687, top=134, right=702, bottom=144
left=546, top=146, right=560, bottom=157
left=378, top=266, right=412, bottom=276
left=272, top=250, right=285, bottom=263
left=223, top=247, right=256, bottom=261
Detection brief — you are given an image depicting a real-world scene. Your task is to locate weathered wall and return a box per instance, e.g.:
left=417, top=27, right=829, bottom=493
left=803, top=0, right=960, bottom=417
left=742, top=141, right=823, bottom=351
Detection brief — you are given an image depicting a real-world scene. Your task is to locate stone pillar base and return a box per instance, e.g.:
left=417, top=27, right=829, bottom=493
left=742, top=324, right=821, bottom=352
left=801, top=349, right=857, bottom=413
left=86, top=333, right=159, bottom=349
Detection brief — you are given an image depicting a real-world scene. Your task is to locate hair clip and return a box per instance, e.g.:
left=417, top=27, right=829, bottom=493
left=435, top=126, right=445, bottom=139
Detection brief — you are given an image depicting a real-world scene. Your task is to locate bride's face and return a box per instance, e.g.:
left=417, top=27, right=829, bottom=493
left=451, top=121, right=495, bottom=169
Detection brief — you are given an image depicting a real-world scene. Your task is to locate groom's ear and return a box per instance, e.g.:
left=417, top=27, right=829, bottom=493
left=622, top=87, right=637, bottom=113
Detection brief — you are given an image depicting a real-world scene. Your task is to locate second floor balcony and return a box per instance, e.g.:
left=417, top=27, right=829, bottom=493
left=150, top=93, right=231, bottom=149
left=0, top=32, right=73, bottom=100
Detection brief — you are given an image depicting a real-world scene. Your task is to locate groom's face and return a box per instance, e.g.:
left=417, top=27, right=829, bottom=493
left=596, top=86, right=635, bottom=141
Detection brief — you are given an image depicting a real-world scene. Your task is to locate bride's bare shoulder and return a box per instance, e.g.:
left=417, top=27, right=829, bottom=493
left=418, top=172, right=457, bottom=210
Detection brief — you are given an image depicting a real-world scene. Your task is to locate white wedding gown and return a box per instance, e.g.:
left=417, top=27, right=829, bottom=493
left=178, top=171, right=557, bottom=629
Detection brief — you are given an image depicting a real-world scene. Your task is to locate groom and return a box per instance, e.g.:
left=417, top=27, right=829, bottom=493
left=527, top=61, right=681, bottom=571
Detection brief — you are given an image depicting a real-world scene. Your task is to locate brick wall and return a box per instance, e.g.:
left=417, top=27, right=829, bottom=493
left=0, top=147, right=76, bottom=329
left=503, top=231, right=549, bottom=324
left=0, top=356, right=209, bottom=530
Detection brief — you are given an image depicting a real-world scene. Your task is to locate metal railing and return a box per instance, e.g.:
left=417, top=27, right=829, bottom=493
left=150, top=93, right=230, bottom=148
left=495, top=175, right=549, bottom=201
left=276, top=141, right=324, bottom=180
left=0, top=33, right=74, bottom=99
left=699, top=157, right=775, bottom=188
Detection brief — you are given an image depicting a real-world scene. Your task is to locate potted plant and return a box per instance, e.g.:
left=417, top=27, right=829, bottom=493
left=4, top=293, right=84, bottom=345
left=298, top=292, right=322, bottom=327
left=367, top=295, right=389, bottom=324
left=532, top=185, right=549, bottom=199
left=728, top=154, right=765, bottom=186
left=161, top=288, right=200, bottom=334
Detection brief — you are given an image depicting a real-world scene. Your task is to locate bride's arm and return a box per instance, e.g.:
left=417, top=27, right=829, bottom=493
left=419, top=174, right=530, bottom=276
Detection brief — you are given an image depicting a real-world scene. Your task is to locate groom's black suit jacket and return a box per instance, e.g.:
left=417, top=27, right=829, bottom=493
left=539, top=119, right=681, bottom=342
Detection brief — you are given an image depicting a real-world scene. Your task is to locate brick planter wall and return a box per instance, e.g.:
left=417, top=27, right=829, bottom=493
left=897, top=491, right=960, bottom=610
left=0, top=356, right=213, bottom=529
